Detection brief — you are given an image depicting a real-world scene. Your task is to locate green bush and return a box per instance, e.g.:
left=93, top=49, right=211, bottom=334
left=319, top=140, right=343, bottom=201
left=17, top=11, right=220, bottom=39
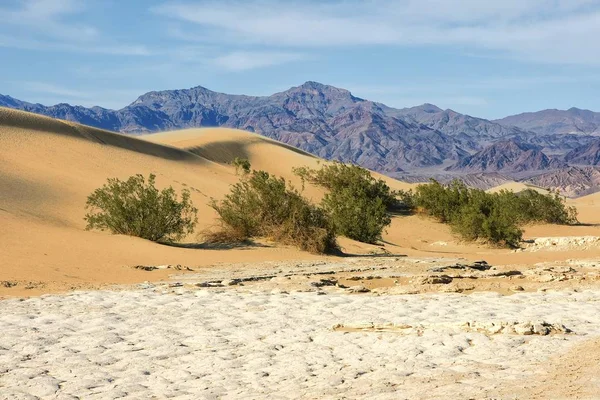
left=294, top=162, right=393, bottom=243
left=210, top=170, right=338, bottom=254
left=407, top=179, right=578, bottom=247
left=85, top=174, right=198, bottom=242
left=412, top=179, right=470, bottom=223
left=322, top=187, right=391, bottom=244
left=231, top=157, right=251, bottom=175
left=450, top=189, right=524, bottom=247
left=509, top=189, right=578, bottom=225
left=294, top=162, right=398, bottom=209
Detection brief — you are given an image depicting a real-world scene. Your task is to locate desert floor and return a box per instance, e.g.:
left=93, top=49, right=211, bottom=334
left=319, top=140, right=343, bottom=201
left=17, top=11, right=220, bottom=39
left=2, top=108, right=600, bottom=399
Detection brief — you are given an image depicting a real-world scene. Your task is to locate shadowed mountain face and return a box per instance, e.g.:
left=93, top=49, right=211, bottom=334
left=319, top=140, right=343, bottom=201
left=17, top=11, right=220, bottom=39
left=446, top=140, right=566, bottom=174
left=495, top=108, right=600, bottom=135
left=396, top=104, right=526, bottom=144
left=565, top=138, right=600, bottom=166
left=0, top=83, right=599, bottom=188
left=525, top=166, right=600, bottom=197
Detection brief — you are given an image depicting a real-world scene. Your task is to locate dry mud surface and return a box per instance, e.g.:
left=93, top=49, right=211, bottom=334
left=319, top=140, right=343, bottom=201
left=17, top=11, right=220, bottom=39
left=2, top=258, right=600, bottom=399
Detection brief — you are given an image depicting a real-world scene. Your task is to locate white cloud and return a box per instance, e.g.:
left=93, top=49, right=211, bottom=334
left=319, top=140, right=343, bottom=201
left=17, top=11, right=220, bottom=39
left=0, top=0, right=151, bottom=56
left=213, top=51, right=307, bottom=71
left=0, top=34, right=152, bottom=55
left=0, top=0, right=98, bottom=41
left=154, top=0, right=600, bottom=64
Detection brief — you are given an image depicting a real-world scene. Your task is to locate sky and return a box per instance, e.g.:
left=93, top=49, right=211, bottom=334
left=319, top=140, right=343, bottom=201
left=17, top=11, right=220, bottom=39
left=1, top=0, right=600, bottom=119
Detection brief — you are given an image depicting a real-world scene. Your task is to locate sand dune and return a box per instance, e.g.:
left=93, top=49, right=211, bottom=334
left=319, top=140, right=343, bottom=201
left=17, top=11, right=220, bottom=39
left=145, top=128, right=419, bottom=198
left=485, top=181, right=550, bottom=195
left=0, top=109, right=335, bottom=295
left=2, top=107, right=600, bottom=297
left=575, top=190, right=600, bottom=205
left=1, top=108, right=419, bottom=296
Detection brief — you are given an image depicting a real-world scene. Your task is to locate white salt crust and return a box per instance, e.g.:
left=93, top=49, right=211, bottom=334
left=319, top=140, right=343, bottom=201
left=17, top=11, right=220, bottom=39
left=1, top=289, right=599, bottom=399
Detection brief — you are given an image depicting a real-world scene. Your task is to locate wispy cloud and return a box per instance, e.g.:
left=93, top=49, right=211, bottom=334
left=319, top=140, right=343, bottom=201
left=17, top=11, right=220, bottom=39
left=154, top=0, right=600, bottom=64
left=213, top=51, right=307, bottom=71
left=346, top=74, right=600, bottom=96
left=0, top=34, right=152, bottom=55
left=0, top=0, right=151, bottom=56
left=0, top=0, right=97, bottom=41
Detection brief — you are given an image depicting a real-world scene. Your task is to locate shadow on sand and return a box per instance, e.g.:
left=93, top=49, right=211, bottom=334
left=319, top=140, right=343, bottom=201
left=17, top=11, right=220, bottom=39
left=158, top=240, right=272, bottom=251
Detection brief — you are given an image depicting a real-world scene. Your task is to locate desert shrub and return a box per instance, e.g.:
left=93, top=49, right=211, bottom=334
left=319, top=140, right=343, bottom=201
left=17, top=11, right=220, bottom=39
left=210, top=170, right=338, bottom=253
left=394, top=189, right=416, bottom=212
left=509, top=189, right=578, bottom=225
left=85, top=174, right=197, bottom=242
left=294, top=162, right=398, bottom=209
left=201, top=227, right=249, bottom=245
left=294, top=162, right=393, bottom=243
left=450, top=189, right=523, bottom=247
left=409, top=180, right=578, bottom=247
left=231, top=157, right=251, bottom=175
left=322, top=187, right=391, bottom=244
left=412, top=179, right=470, bottom=222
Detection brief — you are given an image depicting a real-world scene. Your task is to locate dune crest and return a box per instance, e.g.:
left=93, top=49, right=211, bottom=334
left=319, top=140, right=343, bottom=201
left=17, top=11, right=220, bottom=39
left=2, top=109, right=600, bottom=297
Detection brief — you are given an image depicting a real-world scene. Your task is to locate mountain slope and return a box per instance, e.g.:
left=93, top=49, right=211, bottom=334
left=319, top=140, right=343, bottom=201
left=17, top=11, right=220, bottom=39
left=525, top=166, right=600, bottom=197
left=397, top=104, right=527, bottom=143
left=496, top=108, right=600, bottom=135
left=0, top=83, right=473, bottom=171
left=565, top=138, right=600, bottom=165
left=446, top=140, right=565, bottom=173
left=3, top=83, right=600, bottom=193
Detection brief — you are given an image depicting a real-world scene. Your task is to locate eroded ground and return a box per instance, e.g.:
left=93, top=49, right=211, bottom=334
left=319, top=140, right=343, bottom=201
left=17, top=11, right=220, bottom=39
left=2, top=253, right=600, bottom=399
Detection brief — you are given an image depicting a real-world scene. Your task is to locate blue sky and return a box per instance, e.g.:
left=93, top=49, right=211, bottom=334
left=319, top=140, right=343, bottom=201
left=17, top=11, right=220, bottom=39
left=1, top=0, right=600, bottom=119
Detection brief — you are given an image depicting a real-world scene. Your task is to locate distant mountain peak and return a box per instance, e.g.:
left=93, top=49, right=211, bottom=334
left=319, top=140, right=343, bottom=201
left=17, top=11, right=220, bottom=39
left=2, top=82, right=599, bottom=196
left=286, top=81, right=357, bottom=97
left=415, top=103, right=443, bottom=113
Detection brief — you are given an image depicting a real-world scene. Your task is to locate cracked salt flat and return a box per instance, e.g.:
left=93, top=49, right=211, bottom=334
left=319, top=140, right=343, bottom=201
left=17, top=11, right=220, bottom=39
left=1, top=289, right=599, bottom=399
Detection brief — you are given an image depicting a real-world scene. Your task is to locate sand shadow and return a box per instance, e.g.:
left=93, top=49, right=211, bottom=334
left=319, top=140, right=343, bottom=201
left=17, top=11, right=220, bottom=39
left=158, top=240, right=271, bottom=251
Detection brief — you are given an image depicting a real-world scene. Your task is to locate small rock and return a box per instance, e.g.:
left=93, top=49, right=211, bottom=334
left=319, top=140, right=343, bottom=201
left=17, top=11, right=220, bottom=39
left=310, top=278, right=338, bottom=287
left=195, top=282, right=223, bottom=288
left=420, top=275, right=453, bottom=285
left=514, top=323, right=533, bottom=335
left=510, top=285, right=525, bottom=292
left=348, top=285, right=370, bottom=293
left=270, top=289, right=289, bottom=295
left=221, top=279, right=241, bottom=286
left=532, top=323, right=549, bottom=335
left=133, top=265, right=157, bottom=271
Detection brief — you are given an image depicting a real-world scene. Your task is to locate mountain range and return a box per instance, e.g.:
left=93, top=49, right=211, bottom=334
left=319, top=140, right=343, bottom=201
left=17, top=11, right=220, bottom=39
left=2, top=81, right=600, bottom=196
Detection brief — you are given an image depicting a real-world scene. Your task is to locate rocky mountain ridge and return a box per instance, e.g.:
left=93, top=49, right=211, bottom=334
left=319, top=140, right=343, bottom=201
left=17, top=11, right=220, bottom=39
left=495, top=108, right=600, bottom=136
left=2, top=82, right=600, bottom=195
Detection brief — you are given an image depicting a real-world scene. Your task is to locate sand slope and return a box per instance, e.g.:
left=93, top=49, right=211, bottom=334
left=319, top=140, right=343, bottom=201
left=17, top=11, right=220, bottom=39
left=2, top=107, right=600, bottom=297
left=0, top=109, right=336, bottom=295
left=486, top=181, right=550, bottom=195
